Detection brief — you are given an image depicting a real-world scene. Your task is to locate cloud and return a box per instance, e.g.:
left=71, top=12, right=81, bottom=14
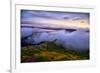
left=22, top=28, right=89, bottom=51
left=55, top=30, right=89, bottom=51
left=21, top=10, right=89, bottom=51
left=21, top=10, right=89, bottom=22
left=21, top=10, right=89, bottom=30
left=21, top=28, right=33, bottom=38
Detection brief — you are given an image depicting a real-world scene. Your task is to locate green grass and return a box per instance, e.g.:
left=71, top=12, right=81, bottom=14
left=21, top=41, right=89, bottom=63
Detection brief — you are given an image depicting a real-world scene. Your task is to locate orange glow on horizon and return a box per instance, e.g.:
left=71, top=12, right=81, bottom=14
left=22, top=17, right=89, bottom=29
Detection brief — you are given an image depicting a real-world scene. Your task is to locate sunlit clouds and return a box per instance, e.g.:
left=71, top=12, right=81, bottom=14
left=21, top=10, right=90, bottom=51
left=21, top=10, right=89, bottom=30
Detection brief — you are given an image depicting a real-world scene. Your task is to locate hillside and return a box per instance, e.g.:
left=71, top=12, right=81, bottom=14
left=21, top=41, right=89, bottom=63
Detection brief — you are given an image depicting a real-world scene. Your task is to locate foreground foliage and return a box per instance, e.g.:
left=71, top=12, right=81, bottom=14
left=21, top=42, right=89, bottom=63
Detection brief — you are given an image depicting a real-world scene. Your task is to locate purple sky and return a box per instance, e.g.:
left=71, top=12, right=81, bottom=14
left=21, top=10, right=90, bottom=30
left=21, top=10, right=89, bottom=51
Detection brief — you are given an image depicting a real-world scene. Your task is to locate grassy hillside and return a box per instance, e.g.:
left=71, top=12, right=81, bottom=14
left=21, top=42, right=89, bottom=63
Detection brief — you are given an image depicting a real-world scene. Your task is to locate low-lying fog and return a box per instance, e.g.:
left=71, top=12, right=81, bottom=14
left=21, top=28, right=89, bottom=51
left=21, top=10, right=89, bottom=51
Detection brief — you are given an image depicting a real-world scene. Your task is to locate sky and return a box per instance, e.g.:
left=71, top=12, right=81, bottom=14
left=21, top=10, right=89, bottom=51
left=21, top=10, right=90, bottom=30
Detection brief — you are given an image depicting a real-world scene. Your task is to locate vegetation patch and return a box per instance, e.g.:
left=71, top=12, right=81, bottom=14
left=21, top=42, right=89, bottom=63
